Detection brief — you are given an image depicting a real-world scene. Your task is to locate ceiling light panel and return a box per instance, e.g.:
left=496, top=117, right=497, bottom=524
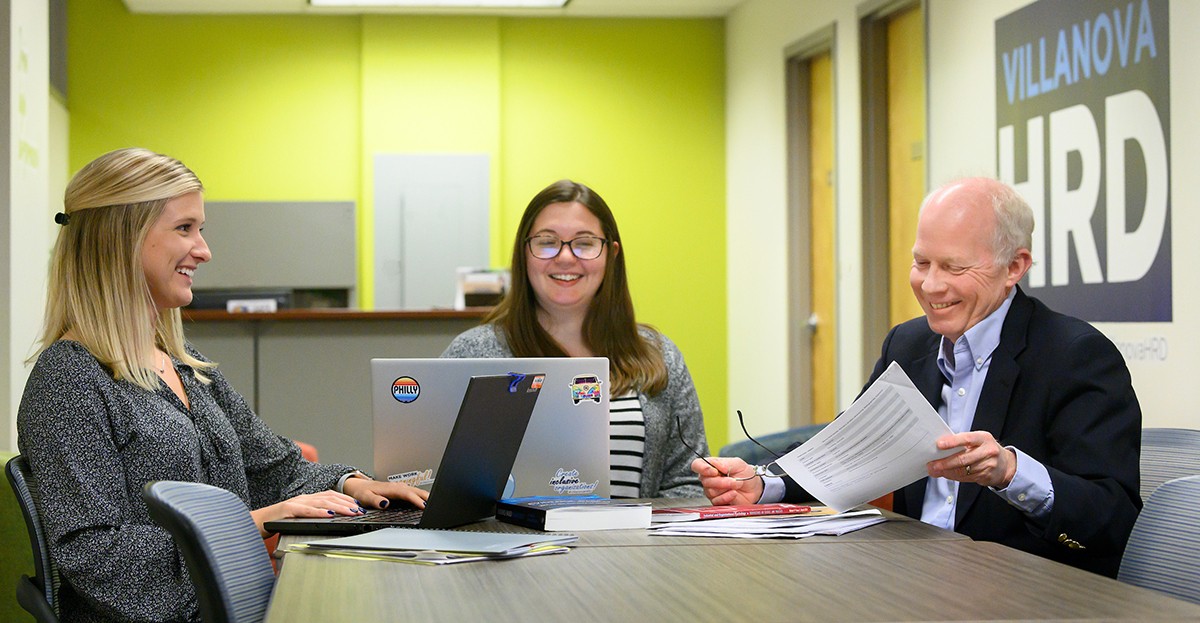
left=310, top=0, right=568, bottom=7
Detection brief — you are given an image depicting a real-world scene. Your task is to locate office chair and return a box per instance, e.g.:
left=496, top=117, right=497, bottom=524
left=1118, top=474, right=1200, bottom=605
left=5, top=455, right=60, bottom=623
left=718, top=423, right=827, bottom=466
left=142, top=481, right=276, bottom=623
left=1139, top=427, right=1200, bottom=502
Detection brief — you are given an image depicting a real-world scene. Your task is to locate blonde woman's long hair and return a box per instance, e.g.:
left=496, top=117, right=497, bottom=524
left=33, top=147, right=214, bottom=390
left=487, top=179, right=668, bottom=396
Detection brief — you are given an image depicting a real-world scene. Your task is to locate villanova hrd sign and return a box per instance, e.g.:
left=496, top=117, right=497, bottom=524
left=996, top=0, right=1170, bottom=322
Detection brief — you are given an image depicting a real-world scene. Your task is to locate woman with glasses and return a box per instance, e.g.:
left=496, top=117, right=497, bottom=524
left=442, top=179, right=708, bottom=498
left=17, top=148, right=429, bottom=622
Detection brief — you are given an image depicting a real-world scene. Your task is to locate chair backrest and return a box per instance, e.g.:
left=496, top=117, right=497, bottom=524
left=719, top=423, right=827, bottom=466
left=1118, top=474, right=1200, bottom=604
left=142, top=481, right=275, bottom=623
left=5, top=455, right=60, bottom=622
left=1140, top=427, right=1200, bottom=502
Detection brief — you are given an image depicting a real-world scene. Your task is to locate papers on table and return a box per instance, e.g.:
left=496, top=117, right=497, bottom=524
left=648, top=507, right=885, bottom=539
left=284, top=528, right=577, bottom=565
left=773, top=362, right=962, bottom=512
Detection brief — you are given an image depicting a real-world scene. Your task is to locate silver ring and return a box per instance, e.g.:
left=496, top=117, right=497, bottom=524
left=965, top=464, right=972, bottom=476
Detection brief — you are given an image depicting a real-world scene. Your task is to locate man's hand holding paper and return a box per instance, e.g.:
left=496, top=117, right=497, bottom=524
left=772, top=362, right=963, bottom=512
left=926, top=430, right=1018, bottom=489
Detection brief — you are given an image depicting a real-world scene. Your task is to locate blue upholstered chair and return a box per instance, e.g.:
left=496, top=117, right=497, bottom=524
left=1118, top=474, right=1200, bottom=605
left=5, top=455, right=60, bottom=623
left=142, top=481, right=275, bottom=623
left=1139, top=427, right=1200, bottom=502
left=719, top=423, right=827, bottom=466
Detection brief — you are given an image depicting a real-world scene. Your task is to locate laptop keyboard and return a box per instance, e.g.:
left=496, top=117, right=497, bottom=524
left=330, top=507, right=424, bottom=525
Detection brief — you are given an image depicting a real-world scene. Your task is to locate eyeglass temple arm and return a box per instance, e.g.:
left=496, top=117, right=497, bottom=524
left=737, top=410, right=785, bottom=461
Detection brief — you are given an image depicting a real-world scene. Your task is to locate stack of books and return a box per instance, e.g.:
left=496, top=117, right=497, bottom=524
left=286, top=528, right=577, bottom=565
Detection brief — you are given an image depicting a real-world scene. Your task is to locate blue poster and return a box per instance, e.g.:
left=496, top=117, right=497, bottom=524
left=996, top=0, right=1170, bottom=321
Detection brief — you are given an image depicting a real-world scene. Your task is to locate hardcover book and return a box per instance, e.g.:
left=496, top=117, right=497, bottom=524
left=650, top=503, right=813, bottom=523
left=496, top=496, right=652, bottom=531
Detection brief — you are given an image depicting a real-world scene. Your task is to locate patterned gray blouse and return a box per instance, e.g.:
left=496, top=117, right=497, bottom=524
left=17, top=340, right=355, bottom=623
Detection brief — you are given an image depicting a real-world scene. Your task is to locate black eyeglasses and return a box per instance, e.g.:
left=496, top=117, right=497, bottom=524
left=525, top=234, right=608, bottom=260
left=677, top=410, right=787, bottom=481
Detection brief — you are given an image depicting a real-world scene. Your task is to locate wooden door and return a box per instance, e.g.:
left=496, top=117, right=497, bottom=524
left=808, top=51, right=837, bottom=424
left=886, top=5, right=927, bottom=326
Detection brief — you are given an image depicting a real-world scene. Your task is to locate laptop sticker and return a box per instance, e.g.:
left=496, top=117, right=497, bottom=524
left=387, top=468, right=435, bottom=487
left=507, top=373, right=526, bottom=393
left=549, top=468, right=599, bottom=495
left=569, top=374, right=603, bottom=405
left=392, top=376, right=420, bottom=403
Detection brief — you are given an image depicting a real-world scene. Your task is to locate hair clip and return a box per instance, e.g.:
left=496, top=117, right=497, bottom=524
left=53, top=212, right=70, bottom=226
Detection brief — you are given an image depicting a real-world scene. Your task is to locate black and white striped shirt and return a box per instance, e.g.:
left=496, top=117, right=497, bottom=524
left=609, top=392, right=645, bottom=499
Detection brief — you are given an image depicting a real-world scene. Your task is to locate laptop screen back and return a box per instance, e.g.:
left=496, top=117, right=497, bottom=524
left=371, top=357, right=610, bottom=498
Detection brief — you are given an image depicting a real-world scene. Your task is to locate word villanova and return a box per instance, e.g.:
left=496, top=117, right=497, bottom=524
left=1001, top=0, right=1157, bottom=104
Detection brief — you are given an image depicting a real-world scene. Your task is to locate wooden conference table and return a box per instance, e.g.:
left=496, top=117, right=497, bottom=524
left=267, top=499, right=1200, bottom=622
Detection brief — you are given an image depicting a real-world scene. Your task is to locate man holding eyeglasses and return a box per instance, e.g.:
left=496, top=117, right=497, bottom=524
left=694, top=177, right=1141, bottom=578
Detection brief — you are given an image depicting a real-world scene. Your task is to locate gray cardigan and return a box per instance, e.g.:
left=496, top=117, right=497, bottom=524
left=441, top=324, right=707, bottom=498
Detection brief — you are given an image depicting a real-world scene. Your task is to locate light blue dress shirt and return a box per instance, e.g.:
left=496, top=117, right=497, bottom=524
left=919, top=287, right=1053, bottom=530
left=762, top=288, right=1054, bottom=529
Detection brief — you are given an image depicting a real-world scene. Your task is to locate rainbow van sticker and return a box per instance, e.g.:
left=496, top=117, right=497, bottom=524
left=391, top=376, right=420, bottom=403
left=569, top=374, right=602, bottom=405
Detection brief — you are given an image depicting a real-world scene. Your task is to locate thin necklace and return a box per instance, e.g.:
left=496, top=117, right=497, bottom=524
left=157, top=351, right=167, bottom=374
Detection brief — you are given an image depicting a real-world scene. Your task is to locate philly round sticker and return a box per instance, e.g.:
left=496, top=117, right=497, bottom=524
left=391, top=376, right=420, bottom=403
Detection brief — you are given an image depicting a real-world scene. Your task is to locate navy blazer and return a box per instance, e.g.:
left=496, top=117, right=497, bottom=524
left=785, top=287, right=1141, bottom=577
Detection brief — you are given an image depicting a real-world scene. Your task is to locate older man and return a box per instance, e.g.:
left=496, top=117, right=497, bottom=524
left=696, top=177, right=1141, bottom=577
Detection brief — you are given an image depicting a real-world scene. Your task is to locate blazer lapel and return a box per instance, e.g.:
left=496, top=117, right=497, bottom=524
left=954, top=287, right=1031, bottom=525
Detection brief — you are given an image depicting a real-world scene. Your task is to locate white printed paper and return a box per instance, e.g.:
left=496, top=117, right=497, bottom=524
left=774, top=362, right=962, bottom=512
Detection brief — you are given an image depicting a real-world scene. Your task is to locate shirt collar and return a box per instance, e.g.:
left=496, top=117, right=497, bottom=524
left=937, top=287, right=1017, bottom=374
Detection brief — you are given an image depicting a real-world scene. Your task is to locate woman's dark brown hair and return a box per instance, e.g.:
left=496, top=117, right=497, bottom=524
left=486, top=179, right=667, bottom=396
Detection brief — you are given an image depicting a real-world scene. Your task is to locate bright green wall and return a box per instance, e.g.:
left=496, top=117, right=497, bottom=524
left=68, top=1, right=362, bottom=201
left=360, top=16, right=503, bottom=300
left=498, top=18, right=727, bottom=446
left=68, top=0, right=729, bottom=446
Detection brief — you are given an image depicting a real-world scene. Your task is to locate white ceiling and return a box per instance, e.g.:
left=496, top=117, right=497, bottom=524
left=122, top=0, right=745, bottom=18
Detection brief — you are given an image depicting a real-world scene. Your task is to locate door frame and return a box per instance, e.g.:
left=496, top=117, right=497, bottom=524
left=785, top=26, right=835, bottom=429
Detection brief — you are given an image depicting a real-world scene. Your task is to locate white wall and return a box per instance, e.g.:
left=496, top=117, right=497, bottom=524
left=728, top=0, right=1198, bottom=433
left=726, top=0, right=866, bottom=439
left=1, top=0, right=53, bottom=452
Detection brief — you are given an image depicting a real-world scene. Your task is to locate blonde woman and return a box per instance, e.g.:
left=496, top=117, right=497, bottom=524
left=17, top=148, right=427, bottom=622
left=442, top=179, right=708, bottom=498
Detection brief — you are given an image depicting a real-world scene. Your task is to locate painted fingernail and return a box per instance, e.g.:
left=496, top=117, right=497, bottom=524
left=357, top=506, right=366, bottom=514
left=327, top=510, right=336, bottom=516
left=380, top=499, right=389, bottom=508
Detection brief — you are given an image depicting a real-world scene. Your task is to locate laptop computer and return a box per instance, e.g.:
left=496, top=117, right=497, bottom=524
left=264, top=372, right=543, bottom=534
left=371, top=357, right=610, bottom=498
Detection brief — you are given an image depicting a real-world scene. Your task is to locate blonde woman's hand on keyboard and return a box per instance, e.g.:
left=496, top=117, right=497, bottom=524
left=251, top=490, right=369, bottom=537
left=342, top=478, right=430, bottom=512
